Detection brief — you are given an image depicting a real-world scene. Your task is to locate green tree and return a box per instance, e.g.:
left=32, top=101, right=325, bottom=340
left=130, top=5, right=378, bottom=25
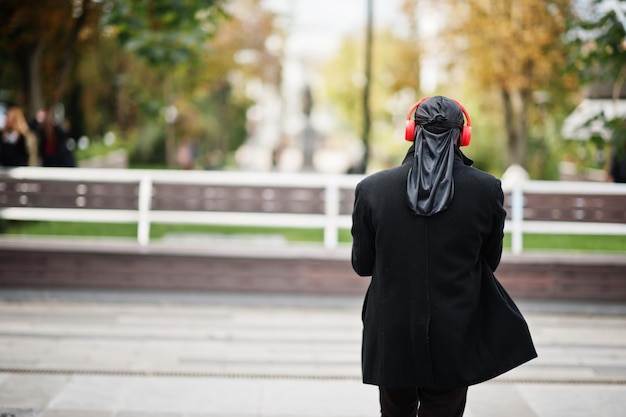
left=194, top=0, right=282, bottom=167
left=320, top=29, right=425, bottom=171
left=0, top=0, right=228, bottom=164
left=569, top=0, right=626, bottom=98
left=568, top=0, right=626, bottom=166
left=0, top=0, right=283, bottom=171
left=442, top=0, right=578, bottom=170
left=101, top=0, right=226, bottom=167
left=101, top=1, right=225, bottom=69
left=0, top=0, right=102, bottom=116
left=100, top=0, right=282, bottom=169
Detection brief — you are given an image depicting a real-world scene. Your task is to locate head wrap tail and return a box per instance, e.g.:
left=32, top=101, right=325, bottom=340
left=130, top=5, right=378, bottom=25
left=406, top=96, right=464, bottom=216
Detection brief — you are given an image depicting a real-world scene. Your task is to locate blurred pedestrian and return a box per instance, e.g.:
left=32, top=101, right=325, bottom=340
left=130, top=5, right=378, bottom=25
left=1, top=106, right=36, bottom=167
left=351, top=96, right=536, bottom=417
left=29, top=108, right=47, bottom=132
left=36, top=110, right=76, bottom=167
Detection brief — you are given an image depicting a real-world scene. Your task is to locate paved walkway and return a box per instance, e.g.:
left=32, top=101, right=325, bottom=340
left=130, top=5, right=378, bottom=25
left=0, top=289, right=625, bottom=416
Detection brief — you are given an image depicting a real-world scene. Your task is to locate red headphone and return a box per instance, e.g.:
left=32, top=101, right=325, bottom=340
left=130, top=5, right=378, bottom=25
left=404, top=97, right=472, bottom=146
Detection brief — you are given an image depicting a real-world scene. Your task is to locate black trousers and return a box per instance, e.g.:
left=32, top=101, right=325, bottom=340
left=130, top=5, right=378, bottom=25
left=379, top=386, right=468, bottom=417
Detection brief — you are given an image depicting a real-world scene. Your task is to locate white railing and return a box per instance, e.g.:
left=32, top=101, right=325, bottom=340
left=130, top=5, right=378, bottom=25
left=502, top=179, right=626, bottom=254
left=1, top=167, right=625, bottom=253
left=0, top=167, right=362, bottom=249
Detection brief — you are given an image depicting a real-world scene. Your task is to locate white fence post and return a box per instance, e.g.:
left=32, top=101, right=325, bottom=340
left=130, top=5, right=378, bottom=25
left=510, top=186, right=524, bottom=255
left=137, top=175, right=153, bottom=246
left=324, top=177, right=340, bottom=249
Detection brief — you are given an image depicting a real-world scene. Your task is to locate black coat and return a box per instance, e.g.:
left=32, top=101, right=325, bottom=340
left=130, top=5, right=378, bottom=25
left=351, top=146, right=536, bottom=389
left=37, top=124, right=76, bottom=168
left=0, top=132, right=29, bottom=167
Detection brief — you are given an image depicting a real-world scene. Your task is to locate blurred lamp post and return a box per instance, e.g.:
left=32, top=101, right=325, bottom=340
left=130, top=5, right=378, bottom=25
left=361, top=0, right=373, bottom=173
left=165, top=104, right=178, bottom=168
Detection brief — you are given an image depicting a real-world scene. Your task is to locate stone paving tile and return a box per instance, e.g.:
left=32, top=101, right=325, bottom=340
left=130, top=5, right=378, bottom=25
left=465, top=384, right=538, bottom=417
left=0, top=375, right=69, bottom=409
left=41, top=410, right=112, bottom=417
left=257, top=379, right=379, bottom=417
left=115, top=413, right=182, bottom=417
left=1, top=290, right=626, bottom=416
left=45, top=375, right=379, bottom=417
left=0, top=409, right=40, bottom=417
left=9, top=374, right=624, bottom=417
left=518, top=384, right=626, bottom=417
left=45, top=375, right=125, bottom=411
left=0, top=373, right=11, bottom=385
left=47, top=376, right=261, bottom=415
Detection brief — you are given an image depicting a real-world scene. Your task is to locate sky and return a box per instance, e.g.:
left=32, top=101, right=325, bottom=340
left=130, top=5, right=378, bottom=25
left=262, top=0, right=407, bottom=59
left=260, top=0, right=444, bottom=95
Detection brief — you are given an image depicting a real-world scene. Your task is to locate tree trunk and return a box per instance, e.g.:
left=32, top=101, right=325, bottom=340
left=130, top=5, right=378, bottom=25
left=519, top=86, right=531, bottom=166
left=52, top=0, right=92, bottom=107
left=14, top=42, right=43, bottom=118
left=28, top=42, right=45, bottom=118
left=501, top=87, right=527, bottom=167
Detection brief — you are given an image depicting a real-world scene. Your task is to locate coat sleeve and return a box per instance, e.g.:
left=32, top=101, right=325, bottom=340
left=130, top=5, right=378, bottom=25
left=481, top=179, right=506, bottom=272
left=351, top=182, right=375, bottom=276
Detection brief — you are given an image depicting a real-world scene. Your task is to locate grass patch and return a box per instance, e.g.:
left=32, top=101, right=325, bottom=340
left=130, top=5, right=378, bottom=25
left=0, top=220, right=324, bottom=242
left=502, top=233, right=626, bottom=252
left=2, top=220, right=625, bottom=252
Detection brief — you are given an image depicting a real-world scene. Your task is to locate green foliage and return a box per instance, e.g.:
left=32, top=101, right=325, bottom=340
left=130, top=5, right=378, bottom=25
left=567, top=0, right=626, bottom=84
left=609, top=117, right=626, bottom=159
left=128, top=123, right=167, bottom=167
left=101, top=0, right=226, bottom=68
left=442, top=0, right=579, bottom=169
left=570, top=111, right=626, bottom=163
left=1, top=0, right=278, bottom=170
left=320, top=35, right=364, bottom=135
left=75, top=136, right=126, bottom=160
left=0, top=0, right=103, bottom=110
left=451, top=89, right=508, bottom=176
left=319, top=30, right=426, bottom=170
left=525, top=102, right=576, bottom=179
left=566, top=1, right=626, bottom=169
left=319, top=2, right=581, bottom=176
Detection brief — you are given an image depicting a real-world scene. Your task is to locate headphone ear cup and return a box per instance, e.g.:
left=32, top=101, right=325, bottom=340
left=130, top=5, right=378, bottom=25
left=405, top=120, right=416, bottom=141
left=449, top=97, right=472, bottom=147
left=460, top=126, right=472, bottom=146
left=405, top=97, right=429, bottom=142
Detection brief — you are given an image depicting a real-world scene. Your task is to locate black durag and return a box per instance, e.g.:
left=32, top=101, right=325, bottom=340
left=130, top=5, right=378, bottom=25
left=406, top=96, right=465, bottom=216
